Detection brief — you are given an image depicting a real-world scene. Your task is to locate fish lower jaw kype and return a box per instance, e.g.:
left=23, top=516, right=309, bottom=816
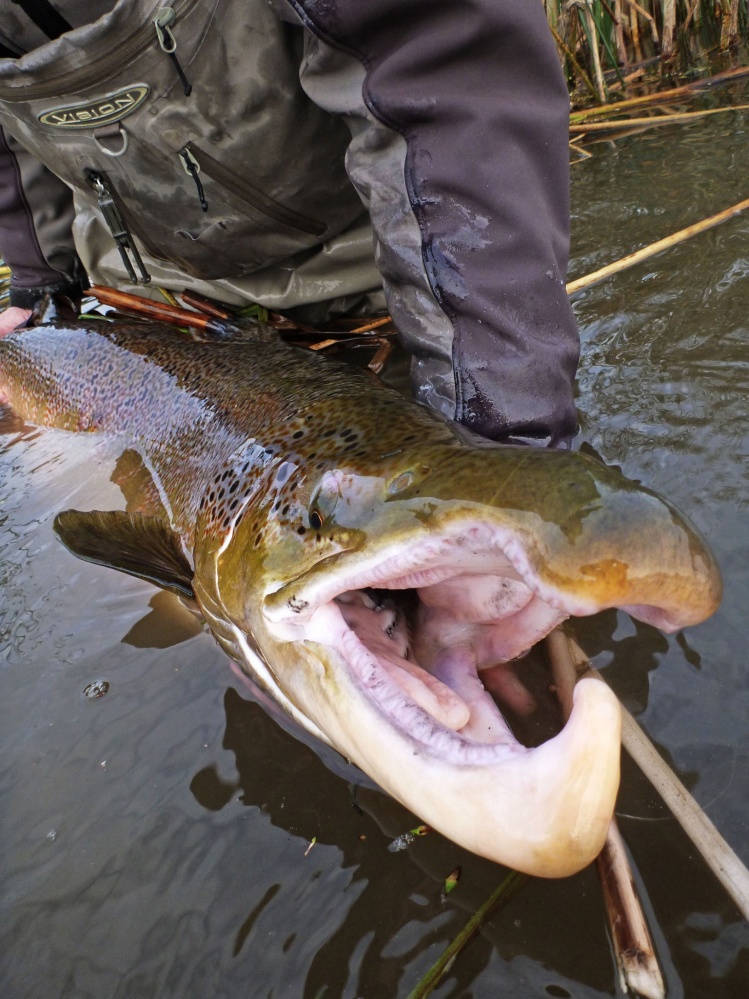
left=261, top=529, right=642, bottom=873
left=299, top=596, right=622, bottom=875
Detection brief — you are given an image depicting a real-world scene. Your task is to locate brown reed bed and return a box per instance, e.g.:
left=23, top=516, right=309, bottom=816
left=544, top=0, right=749, bottom=104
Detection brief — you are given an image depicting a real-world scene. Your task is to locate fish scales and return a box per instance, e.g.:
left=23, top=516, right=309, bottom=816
left=0, top=320, right=453, bottom=549
left=0, top=315, right=722, bottom=877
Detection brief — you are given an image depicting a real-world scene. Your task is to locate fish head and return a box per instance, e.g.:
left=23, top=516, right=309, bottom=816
left=202, top=441, right=721, bottom=877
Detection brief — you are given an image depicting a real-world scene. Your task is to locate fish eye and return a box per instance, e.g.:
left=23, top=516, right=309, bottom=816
left=308, top=471, right=342, bottom=529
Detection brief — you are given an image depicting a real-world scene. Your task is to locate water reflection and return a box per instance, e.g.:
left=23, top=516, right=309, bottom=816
left=3, top=81, right=749, bottom=999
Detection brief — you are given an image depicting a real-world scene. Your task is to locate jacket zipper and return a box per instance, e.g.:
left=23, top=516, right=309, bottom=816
left=154, top=5, right=192, bottom=96
left=183, top=142, right=327, bottom=237
left=179, top=146, right=207, bottom=211
left=0, top=0, right=200, bottom=102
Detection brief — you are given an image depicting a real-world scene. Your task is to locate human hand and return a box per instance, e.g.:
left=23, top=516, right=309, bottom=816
left=0, top=307, right=32, bottom=336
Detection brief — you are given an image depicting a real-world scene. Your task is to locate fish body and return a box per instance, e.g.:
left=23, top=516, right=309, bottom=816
left=0, top=318, right=721, bottom=877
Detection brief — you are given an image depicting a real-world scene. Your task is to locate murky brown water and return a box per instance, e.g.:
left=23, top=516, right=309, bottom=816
left=2, top=82, right=749, bottom=998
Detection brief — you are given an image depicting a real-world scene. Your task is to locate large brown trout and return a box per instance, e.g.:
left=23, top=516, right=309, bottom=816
left=0, top=314, right=721, bottom=877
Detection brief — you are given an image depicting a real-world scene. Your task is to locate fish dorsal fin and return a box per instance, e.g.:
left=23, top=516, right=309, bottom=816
left=200, top=318, right=279, bottom=344
left=29, top=292, right=79, bottom=327
left=54, top=510, right=194, bottom=598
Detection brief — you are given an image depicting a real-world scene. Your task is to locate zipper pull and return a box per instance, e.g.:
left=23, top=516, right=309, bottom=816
left=179, top=147, right=208, bottom=212
left=154, top=7, right=192, bottom=97
left=87, top=171, right=151, bottom=285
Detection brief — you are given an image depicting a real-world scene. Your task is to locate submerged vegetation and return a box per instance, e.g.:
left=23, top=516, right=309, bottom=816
left=544, top=0, right=749, bottom=102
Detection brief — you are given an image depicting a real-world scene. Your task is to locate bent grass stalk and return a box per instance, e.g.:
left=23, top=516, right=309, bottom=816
left=406, top=869, right=528, bottom=999
left=569, top=65, right=749, bottom=122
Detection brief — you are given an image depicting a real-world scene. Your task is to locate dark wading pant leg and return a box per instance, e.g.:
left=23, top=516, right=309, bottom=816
left=0, top=125, right=85, bottom=309
left=284, top=0, right=579, bottom=445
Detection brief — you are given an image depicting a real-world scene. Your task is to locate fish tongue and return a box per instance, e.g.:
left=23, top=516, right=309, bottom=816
left=378, top=652, right=471, bottom=731
left=427, top=647, right=516, bottom=745
left=336, top=593, right=470, bottom=727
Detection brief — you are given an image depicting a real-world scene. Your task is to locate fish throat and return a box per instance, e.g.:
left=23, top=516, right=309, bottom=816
left=263, top=520, right=575, bottom=760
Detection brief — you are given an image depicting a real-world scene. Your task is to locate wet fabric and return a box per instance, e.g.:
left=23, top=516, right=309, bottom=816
left=0, top=0, right=579, bottom=442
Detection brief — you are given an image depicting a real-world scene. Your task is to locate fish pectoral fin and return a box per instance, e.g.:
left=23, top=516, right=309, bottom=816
left=54, top=510, right=194, bottom=598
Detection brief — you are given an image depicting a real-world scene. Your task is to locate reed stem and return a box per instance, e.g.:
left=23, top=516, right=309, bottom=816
left=566, top=636, right=749, bottom=922
left=566, top=195, right=749, bottom=294
left=544, top=0, right=749, bottom=103
left=546, top=629, right=665, bottom=999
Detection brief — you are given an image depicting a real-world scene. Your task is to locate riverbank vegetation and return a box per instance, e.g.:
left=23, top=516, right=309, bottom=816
left=544, top=0, right=749, bottom=103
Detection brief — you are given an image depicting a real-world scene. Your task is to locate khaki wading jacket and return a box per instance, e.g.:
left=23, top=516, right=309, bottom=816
left=0, top=0, right=579, bottom=443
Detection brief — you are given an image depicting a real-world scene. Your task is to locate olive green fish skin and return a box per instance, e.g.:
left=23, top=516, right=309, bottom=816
left=0, top=321, right=451, bottom=551
left=0, top=318, right=720, bottom=630
left=0, top=317, right=723, bottom=877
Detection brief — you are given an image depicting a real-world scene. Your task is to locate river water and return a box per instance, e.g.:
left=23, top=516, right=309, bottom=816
left=2, top=83, right=748, bottom=998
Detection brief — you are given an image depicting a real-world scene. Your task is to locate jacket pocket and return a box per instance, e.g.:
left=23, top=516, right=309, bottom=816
left=158, top=141, right=331, bottom=279
left=184, top=142, right=327, bottom=237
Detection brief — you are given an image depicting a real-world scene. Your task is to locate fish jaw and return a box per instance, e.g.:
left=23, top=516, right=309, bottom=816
left=252, top=517, right=625, bottom=877
left=261, top=611, right=621, bottom=877
left=207, top=445, right=719, bottom=876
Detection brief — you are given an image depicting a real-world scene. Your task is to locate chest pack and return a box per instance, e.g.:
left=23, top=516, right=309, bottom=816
left=0, top=0, right=363, bottom=285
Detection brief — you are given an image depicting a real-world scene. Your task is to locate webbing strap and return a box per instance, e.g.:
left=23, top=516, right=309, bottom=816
left=10, top=0, right=73, bottom=41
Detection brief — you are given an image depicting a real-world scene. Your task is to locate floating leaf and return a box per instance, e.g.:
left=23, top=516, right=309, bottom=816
left=440, top=866, right=461, bottom=903
left=304, top=836, right=317, bottom=857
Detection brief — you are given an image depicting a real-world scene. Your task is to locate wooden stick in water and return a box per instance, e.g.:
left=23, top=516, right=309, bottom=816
left=570, top=102, right=749, bottom=133
left=546, top=629, right=665, bottom=999
left=570, top=102, right=749, bottom=134
left=596, top=821, right=665, bottom=999
left=368, top=337, right=394, bottom=374
left=565, top=195, right=749, bottom=295
left=566, top=636, right=749, bottom=923
left=348, top=315, right=393, bottom=334
left=180, top=288, right=235, bottom=320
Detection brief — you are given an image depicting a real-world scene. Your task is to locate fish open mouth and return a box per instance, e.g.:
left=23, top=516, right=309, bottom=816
left=264, top=520, right=677, bottom=762
left=258, top=509, right=723, bottom=874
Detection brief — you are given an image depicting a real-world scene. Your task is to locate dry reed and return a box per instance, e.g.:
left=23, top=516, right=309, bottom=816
left=544, top=0, right=749, bottom=103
